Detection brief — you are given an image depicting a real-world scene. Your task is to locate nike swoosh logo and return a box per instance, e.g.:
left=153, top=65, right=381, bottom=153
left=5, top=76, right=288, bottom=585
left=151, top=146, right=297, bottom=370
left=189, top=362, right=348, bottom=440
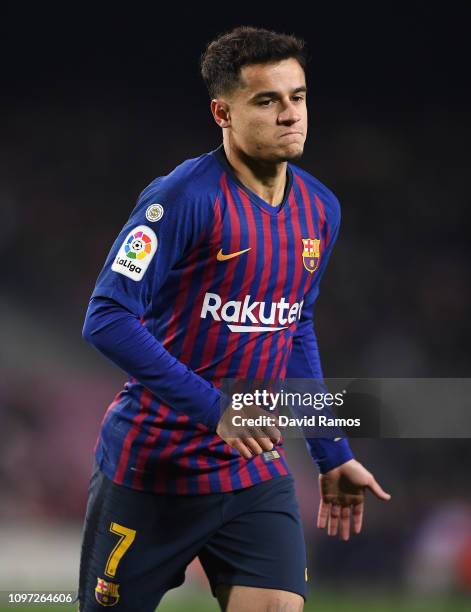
left=216, top=248, right=251, bottom=261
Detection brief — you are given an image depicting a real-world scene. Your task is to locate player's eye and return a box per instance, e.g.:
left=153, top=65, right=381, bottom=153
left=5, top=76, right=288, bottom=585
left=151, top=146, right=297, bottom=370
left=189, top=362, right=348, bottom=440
left=258, top=99, right=274, bottom=106
left=292, top=96, right=305, bottom=103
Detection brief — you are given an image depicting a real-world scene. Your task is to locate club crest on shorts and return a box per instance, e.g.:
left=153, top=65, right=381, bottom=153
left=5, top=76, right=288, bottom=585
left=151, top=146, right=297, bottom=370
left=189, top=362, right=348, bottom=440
left=95, top=577, right=120, bottom=607
left=301, top=238, right=320, bottom=273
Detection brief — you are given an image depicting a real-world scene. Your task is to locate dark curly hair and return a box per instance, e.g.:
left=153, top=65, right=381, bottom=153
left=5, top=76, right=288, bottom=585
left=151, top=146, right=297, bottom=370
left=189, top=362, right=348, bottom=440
left=200, top=26, right=307, bottom=99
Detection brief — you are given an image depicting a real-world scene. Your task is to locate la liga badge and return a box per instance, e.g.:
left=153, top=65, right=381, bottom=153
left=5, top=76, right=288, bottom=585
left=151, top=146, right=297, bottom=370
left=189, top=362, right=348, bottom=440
left=112, top=225, right=158, bottom=281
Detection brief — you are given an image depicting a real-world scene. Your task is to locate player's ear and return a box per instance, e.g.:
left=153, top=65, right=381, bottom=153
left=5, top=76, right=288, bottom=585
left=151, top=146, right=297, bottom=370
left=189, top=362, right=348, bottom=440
left=211, top=99, right=231, bottom=128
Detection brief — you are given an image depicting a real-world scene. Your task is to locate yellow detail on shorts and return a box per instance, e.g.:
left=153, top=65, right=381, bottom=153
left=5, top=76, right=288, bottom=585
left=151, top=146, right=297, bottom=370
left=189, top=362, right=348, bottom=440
left=104, top=522, right=136, bottom=578
left=305, top=567, right=308, bottom=581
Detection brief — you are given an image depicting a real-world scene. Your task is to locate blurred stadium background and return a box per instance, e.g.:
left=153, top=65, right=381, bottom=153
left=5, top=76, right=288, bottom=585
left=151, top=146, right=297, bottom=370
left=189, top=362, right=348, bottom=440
left=1, top=4, right=470, bottom=610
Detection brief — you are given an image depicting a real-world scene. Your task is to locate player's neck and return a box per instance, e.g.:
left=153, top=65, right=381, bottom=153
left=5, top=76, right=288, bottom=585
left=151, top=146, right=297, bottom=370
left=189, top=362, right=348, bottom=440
left=223, top=140, right=287, bottom=207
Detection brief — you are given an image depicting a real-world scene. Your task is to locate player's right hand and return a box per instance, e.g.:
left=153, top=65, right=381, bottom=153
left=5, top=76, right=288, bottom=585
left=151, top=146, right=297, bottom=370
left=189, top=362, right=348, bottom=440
left=216, top=404, right=281, bottom=459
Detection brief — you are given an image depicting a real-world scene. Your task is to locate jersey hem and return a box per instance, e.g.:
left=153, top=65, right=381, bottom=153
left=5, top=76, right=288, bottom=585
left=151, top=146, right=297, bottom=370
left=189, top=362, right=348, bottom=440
left=96, top=452, right=291, bottom=496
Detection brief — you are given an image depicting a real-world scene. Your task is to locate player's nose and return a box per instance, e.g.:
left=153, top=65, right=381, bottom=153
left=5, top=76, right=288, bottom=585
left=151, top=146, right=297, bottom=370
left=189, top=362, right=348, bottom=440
left=277, top=100, right=302, bottom=125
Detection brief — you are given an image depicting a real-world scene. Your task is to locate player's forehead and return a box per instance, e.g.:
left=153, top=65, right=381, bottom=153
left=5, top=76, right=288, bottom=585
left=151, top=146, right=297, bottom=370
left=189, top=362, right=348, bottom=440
left=237, top=58, right=306, bottom=98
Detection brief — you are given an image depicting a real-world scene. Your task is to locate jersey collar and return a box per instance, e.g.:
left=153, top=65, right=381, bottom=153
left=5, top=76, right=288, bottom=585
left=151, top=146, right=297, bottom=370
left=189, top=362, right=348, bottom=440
left=212, top=144, right=293, bottom=216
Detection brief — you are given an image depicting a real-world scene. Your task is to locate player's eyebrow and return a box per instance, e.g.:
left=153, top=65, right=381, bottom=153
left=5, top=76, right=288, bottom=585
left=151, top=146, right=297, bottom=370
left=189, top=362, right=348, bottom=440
left=249, top=86, right=307, bottom=102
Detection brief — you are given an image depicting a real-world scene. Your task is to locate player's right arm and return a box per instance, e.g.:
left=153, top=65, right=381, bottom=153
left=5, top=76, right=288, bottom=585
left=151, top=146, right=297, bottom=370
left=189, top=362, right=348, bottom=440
left=85, top=178, right=281, bottom=451
left=85, top=296, right=280, bottom=452
left=82, top=179, right=225, bottom=431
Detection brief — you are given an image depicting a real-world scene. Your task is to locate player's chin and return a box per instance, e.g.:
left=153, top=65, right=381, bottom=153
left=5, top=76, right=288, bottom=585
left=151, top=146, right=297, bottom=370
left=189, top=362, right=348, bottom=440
left=277, top=143, right=304, bottom=162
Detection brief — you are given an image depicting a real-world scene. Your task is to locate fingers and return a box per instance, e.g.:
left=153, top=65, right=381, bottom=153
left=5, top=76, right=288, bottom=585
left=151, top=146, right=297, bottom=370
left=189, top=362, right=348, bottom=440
left=318, top=502, right=358, bottom=540
left=258, top=436, right=277, bottom=451
left=231, top=439, right=253, bottom=460
left=265, top=424, right=282, bottom=444
left=352, top=502, right=364, bottom=534
left=319, top=504, right=353, bottom=541
left=317, top=500, right=330, bottom=529
left=367, top=476, right=392, bottom=501
left=339, top=506, right=351, bottom=541
left=229, top=432, right=278, bottom=459
left=247, top=427, right=279, bottom=451
left=327, top=504, right=341, bottom=537
left=244, top=437, right=265, bottom=455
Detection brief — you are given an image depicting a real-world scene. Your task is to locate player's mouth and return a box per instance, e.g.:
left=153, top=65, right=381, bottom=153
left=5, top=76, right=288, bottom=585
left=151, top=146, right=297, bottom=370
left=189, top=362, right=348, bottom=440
left=279, top=131, right=304, bottom=138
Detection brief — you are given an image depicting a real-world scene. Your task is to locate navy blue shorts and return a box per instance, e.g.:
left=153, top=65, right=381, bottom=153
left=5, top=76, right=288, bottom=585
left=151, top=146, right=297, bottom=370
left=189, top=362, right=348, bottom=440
left=78, top=464, right=307, bottom=611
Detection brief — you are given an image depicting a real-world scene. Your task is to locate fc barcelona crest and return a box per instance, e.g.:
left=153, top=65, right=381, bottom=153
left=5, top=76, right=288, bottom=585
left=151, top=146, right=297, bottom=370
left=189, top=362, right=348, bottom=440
left=95, top=577, right=120, bottom=607
left=302, top=238, right=320, bottom=273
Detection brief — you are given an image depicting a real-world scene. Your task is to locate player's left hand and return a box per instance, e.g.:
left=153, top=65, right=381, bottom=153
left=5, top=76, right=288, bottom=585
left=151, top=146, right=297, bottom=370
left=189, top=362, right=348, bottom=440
left=317, top=459, right=391, bottom=541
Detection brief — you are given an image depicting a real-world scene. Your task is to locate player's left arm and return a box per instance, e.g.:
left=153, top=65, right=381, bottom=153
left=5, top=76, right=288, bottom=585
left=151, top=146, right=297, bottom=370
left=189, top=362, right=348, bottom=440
left=286, top=190, right=391, bottom=540
left=287, top=294, right=391, bottom=541
left=286, top=195, right=352, bottom=475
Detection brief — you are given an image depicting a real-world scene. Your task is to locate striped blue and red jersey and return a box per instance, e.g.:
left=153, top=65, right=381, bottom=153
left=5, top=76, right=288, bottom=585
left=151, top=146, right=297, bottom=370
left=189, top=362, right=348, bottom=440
left=83, top=145, right=353, bottom=494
